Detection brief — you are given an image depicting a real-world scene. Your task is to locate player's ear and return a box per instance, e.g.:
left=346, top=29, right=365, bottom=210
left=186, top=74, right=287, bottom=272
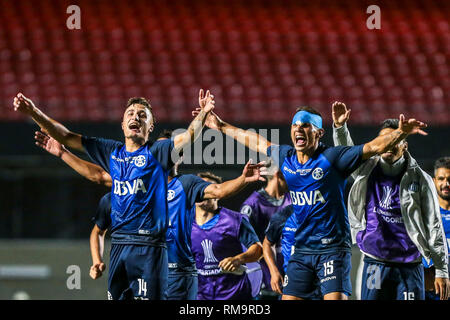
left=317, top=128, right=325, bottom=138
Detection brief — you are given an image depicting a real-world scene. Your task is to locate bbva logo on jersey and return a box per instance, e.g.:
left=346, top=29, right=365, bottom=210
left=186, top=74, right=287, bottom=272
left=290, top=190, right=325, bottom=206
left=113, top=178, right=147, bottom=196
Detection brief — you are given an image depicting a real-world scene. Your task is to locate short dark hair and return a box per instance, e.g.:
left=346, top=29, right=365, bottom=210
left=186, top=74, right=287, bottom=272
left=434, top=157, right=450, bottom=172
left=198, top=171, right=222, bottom=184
left=157, top=129, right=173, bottom=140
left=126, top=97, right=155, bottom=123
left=380, top=119, right=399, bottom=131
left=294, top=106, right=322, bottom=118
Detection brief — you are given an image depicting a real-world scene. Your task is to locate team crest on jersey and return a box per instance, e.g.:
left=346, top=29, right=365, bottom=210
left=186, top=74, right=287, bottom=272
left=240, top=205, right=253, bottom=217
left=134, top=155, right=146, bottom=167
left=167, top=189, right=176, bottom=201
left=201, top=239, right=219, bottom=263
left=312, top=168, right=324, bottom=180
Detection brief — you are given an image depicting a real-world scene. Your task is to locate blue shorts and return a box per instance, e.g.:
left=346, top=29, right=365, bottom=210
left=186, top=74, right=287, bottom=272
left=167, top=267, right=198, bottom=300
left=361, top=256, right=425, bottom=300
left=108, top=244, right=168, bottom=300
left=282, top=251, right=352, bottom=299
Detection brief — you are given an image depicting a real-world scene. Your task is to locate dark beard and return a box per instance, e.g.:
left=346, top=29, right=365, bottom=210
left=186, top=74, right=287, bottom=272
left=438, top=190, right=450, bottom=201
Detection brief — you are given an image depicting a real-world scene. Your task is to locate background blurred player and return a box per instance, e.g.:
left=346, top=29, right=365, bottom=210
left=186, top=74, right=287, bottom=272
left=240, top=165, right=291, bottom=299
left=262, top=204, right=294, bottom=295
left=332, top=101, right=449, bottom=300
left=89, top=193, right=111, bottom=280
left=191, top=172, right=263, bottom=300
left=424, top=157, right=450, bottom=300
left=193, top=104, right=429, bottom=300
left=14, top=89, right=215, bottom=299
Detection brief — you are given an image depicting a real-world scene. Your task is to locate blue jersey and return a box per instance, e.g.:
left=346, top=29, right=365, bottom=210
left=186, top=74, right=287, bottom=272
left=265, top=205, right=296, bottom=272
left=268, top=143, right=364, bottom=254
left=441, top=207, right=450, bottom=254
left=166, top=174, right=211, bottom=269
left=82, top=137, right=174, bottom=246
left=93, top=193, right=112, bottom=231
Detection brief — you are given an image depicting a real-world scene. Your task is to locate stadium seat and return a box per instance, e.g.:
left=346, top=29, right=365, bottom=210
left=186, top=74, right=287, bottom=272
left=1, top=0, right=448, bottom=124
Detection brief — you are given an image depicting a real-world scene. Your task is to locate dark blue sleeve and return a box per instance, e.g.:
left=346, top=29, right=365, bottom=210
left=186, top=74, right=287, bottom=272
left=178, top=174, right=212, bottom=209
left=82, top=136, right=123, bottom=173
left=265, top=212, right=286, bottom=244
left=323, top=145, right=364, bottom=178
left=150, top=139, right=175, bottom=171
left=267, top=144, right=295, bottom=168
left=239, top=216, right=260, bottom=248
left=92, top=193, right=111, bottom=231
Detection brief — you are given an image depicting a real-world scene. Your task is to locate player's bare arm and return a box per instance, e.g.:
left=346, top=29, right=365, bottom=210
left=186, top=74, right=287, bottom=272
left=362, top=114, right=427, bottom=160
left=173, top=89, right=215, bottom=151
left=262, top=237, right=283, bottom=294
left=13, top=93, right=84, bottom=151
left=192, top=108, right=272, bottom=154
left=35, top=131, right=112, bottom=187
left=218, top=242, right=263, bottom=272
left=202, top=160, right=267, bottom=200
left=89, top=225, right=107, bottom=280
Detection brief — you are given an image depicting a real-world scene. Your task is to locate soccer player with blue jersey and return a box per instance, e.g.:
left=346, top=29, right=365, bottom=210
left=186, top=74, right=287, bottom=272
left=34, top=129, right=265, bottom=299
left=193, top=105, right=428, bottom=300
left=332, top=101, right=449, bottom=300
left=424, top=157, right=450, bottom=300
left=14, top=90, right=215, bottom=299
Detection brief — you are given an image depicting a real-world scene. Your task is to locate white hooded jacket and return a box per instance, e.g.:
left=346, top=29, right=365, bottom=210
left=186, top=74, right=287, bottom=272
left=333, top=123, right=448, bottom=278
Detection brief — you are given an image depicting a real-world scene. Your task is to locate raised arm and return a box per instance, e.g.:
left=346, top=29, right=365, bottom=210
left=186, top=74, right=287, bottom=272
left=332, top=101, right=354, bottom=147
left=35, top=131, right=112, bottom=187
left=362, top=114, right=427, bottom=160
left=173, top=89, right=215, bottom=152
left=13, top=93, right=84, bottom=152
left=202, top=160, right=267, bottom=200
left=192, top=108, right=272, bottom=155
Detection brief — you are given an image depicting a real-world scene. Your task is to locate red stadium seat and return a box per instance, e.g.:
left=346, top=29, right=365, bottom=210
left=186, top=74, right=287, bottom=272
left=1, top=0, right=449, bottom=123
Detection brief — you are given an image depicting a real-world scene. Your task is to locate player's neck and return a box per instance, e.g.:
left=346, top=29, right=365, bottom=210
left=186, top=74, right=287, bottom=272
left=295, top=148, right=315, bottom=164
left=439, top=198, right=450, bottom=211
left=125, top=137, right=146, bottom=152
left=195, top=206, right=216, bottom=225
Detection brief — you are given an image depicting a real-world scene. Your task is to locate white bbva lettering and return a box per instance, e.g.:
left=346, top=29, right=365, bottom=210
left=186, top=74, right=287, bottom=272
left=113, top=179, right=147, bottom=195
left=290, top=190, right=325, bottom=206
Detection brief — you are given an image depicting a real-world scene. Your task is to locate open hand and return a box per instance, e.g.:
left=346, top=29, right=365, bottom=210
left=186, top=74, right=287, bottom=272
left=242, top=159, right=268, bottom=183
left=434, top=277, right=450, bottom=300
left=35, top=131, right=66, bottom=158
left=398, top=114, right=427, bottom=136
left=198, top=89, right=215, bottom=113
left=332, top=101, right=351, bottom=128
